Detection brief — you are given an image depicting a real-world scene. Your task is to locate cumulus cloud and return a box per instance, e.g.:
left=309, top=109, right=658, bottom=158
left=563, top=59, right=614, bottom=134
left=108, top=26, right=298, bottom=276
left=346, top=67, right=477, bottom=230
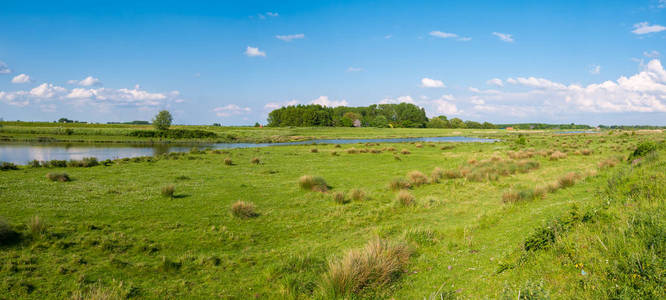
left=11, top=73, right=31, bottom=84
left=0, top=61, right=10, bottom=74
left=67, top=76, right=101, bottom=86
left=429, top=31, right=458, bottom=39
left=486, top=78, right=503, bottom=87
left=214, top=104, right=252, bottom=117
left=266, top=12, right=278, bottom=17
left=492, top=32, right=514, bottom=42
left=264, top=99, right=299, bottom=110
left=379, top=95, right=415, bottom=104
left=632, top=22, right=666, bottom=35
left=421, top=77, right=445, bottom=88
left=310, top=96, right=348, bottom=107
left=506, top=77, right=567, bottom=89
left=276, top=33, right=305, bottom=42
left=432, top=95, right=460, bottom=115
left=245, top=46, right=266, bottom=57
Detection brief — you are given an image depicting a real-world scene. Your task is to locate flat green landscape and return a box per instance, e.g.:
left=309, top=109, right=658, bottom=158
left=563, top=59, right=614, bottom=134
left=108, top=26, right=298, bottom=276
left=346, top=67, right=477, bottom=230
left=1, top=128, right=664, bottom=299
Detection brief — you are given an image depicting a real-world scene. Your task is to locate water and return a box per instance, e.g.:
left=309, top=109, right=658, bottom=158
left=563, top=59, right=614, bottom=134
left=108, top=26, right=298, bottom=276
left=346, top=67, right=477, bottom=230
left=0, top=136, right=496, bottom=165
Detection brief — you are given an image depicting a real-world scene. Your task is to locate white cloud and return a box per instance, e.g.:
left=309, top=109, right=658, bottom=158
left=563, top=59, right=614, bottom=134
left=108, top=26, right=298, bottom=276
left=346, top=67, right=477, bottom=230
left=492, top=32, right=514, bottom=42
left=0, top=61, right=10, bottom=74
left=506, top=76, right=567, bottom=89
left=11, top=73, right=31, bottom=84
left=347, top=67, right=363, bottom=72
left=214, top=104, right=252, bottom=117
left=632, top=22, right=666, bottom=35
left=276, top=33, right=305, bottom=42
left=67, top=76, right=101, bottom=86
left=458, top=37, right=472, bottom=41
left=264, top=99, right=299, bottom=110
left=429, top=31, right=458, bottom=39
left=659, top=0, right=666, bottom=8
left=384, top=34, right=392, bottom=39
left=245, top=46, right=266, bottom=57
left=266, top=12, right=278, bottom=17
left=30, top=83, right=67, bottom=98
left=486, top=78, right=503, bottom=87
left=310, top=96, right=348, bottom=107
left=420, top=77, right=446, bottom=88
left=379, top=95, right=415, bottom=104
left=590, top=65, right=601, bottom=75
left=644, top=50, right=660, bottom=58
left=433, top=95, right=460, bottom=115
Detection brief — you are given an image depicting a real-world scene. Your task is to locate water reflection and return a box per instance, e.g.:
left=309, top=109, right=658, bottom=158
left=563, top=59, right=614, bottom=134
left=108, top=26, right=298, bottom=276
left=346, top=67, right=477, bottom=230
left=0, top=136, right=496, bottom=165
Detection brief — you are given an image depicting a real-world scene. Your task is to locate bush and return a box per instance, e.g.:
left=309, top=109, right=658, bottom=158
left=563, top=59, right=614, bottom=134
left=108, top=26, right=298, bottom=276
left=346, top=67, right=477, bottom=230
left=250, top=157, right=260, bottom=164
left=407, top=171, right=429, bottom=187
left=128, top=129, right=217, bottom=139
left=389, top=178, right=411, bottom=190
left=628, top=141, right=657, bottom=161
left=0, top=218, right=20, bottom=246
left=231, top=201, right=258, bottom=219
left=333, top=192, right=348, bottom=204
left=44, top=160, right=67, bottom=168
left=299, top=175, right=328, bottom=192
left=68, top=157, right=99, bottom=167
left=224, top=158, right=233, bottom=166
left=46, top=173, right=70, bottom=182
left=350, top=189, right=365, bottom=201
left=396, top=190, right=415, bottom=206
left=161, top=185, right=175, bottom=198
left=29, top=160, right=41, bottom=168
left=0, top=161, right=18, bottom=171
left=320, top=239, right=412, bottom=298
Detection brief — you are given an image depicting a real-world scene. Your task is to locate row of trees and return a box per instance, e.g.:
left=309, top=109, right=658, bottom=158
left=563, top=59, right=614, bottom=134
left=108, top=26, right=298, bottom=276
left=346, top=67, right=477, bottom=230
left=267, top=103, right=495, bottom=128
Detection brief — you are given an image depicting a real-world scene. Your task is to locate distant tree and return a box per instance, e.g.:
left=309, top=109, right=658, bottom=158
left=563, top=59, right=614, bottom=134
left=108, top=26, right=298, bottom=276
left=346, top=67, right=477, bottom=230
left=371, top=115, right=389, bottom=128
left=449, top=118, right=466, bottom=128
left=482, top=122, right=495, bottom=129
left=212, top=123, right=221, bottom=127
left=427, top=117, right=449, bottom=128
left=465, top=120, right=482, bottom=129
left=254, top=122, right=261, bottom=127
left=153, top=110, right=173, bottom=131
left=58, top=118, right=73, bottom=123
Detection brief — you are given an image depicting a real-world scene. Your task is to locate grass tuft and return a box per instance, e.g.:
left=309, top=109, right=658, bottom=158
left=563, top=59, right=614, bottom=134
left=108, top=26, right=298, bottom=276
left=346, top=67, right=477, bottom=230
left=396, top=190, right=416, bottom=206
left=250, top=157, right=261, bottom=164
left=224, top=157, right=233, bottom=165
left=430, top=167, right=444, bottom=183
left=557, top=172, right=578, bottom=188
left=231, top=201, right=258, bottom=219
left=407, top=170, right=429, bottom=187
left=350, top=189, right=366, bottom=201
left=161, top=185, right=175, bottom=198
left=389, top=178, right=411, bottom=190
left=333, top=192, right=349, bottom=204
left=299, top=175, right=328, bottom=192
left=46, top=172, right=70, bottom=182
left=29, top=216, right=46, bottom=238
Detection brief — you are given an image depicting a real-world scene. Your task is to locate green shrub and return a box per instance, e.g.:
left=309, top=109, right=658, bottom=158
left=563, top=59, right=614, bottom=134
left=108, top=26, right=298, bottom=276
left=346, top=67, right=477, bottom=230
left=0, top=217, right=20, bottom=246
left=628, top=141, right=657, bottom=161
left=0, top=161, right=18, bottom=171
left=67, top=157, right=99, bottom=167
left=128, top=129, right=217, bottom=139
left=46, top=173, right=70, bottom=182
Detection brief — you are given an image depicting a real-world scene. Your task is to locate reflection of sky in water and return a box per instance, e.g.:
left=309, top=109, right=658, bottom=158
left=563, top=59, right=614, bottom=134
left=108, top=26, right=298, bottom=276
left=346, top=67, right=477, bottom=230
left=0, top=136, right=496, bottom=165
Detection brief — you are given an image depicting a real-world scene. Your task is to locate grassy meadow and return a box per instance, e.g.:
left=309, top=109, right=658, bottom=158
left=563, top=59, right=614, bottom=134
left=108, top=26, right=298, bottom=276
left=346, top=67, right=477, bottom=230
left=0, top=129, right=664, bottom=299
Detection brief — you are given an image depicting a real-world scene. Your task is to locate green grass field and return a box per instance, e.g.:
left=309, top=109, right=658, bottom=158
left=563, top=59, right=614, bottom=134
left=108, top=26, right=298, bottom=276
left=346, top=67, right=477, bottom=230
left=0, top=129, right=664, bottom=299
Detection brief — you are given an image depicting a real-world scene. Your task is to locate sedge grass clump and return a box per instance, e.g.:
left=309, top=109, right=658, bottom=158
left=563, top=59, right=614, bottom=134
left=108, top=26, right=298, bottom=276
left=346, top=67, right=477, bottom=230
left=549, top=151, right=567, bottom=161
left=299, top=175, right=328, bottom=192
left=430, top=167, right=444, bottom=183
left=46, top=172, right=70, bottom=182
left=333, top=192, right=349, bottom=204
left=161, top=185, right=175, bottom=198
left=346, top=147, right=358, bottom=154
left=250, top=157, right=260, bottom=164
left=396, top=190, right=416, bottom=206
left=231, top=201, right=258, bottom=219
left=444, top=169, right=463, bottom=179
left=350, top=189, right=365, bottom=201
left=581, top=149, right=592, bottom=156
left=224, top=157, right=233, bottom=165
left=389, top=178, right=411, bottom=191
left=407, top=170, right=429, bottom=187
left=598, top=157, right=619, bottom=169
left=320, top=239, right=412, bottom=298
left=310, top=148, right=319, bottom=153
left=400, top=149, right=410, bottom=155
left=29, top=216, right=46, bottom=238
left=558, top=172, right=578, bottom=188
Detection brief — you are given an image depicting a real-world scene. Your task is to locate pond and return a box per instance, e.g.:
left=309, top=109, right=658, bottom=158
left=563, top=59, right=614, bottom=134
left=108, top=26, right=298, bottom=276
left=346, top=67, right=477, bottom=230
left=0, top=136, right=496, bottom=165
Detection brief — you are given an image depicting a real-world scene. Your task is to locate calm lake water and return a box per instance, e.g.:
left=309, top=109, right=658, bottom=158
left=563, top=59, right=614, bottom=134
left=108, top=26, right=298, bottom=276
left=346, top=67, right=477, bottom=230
left=0, top=136, right=496, bottom=165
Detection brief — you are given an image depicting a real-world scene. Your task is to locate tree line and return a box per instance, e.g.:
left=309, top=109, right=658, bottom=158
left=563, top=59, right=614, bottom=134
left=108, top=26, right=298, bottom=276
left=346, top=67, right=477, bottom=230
left=266, top=103, right=496, bottom=128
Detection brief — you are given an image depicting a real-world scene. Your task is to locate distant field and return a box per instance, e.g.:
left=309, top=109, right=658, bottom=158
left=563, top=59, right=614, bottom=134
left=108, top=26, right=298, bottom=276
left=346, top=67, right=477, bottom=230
left=0, top=130, right=664, bottom=299
left=0, top=121, right=555, bottom=144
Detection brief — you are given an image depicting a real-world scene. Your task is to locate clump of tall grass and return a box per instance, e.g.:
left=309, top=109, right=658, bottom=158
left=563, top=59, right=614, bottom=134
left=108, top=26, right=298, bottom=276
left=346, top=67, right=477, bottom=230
left=29, top=216, right=46, bottom=238
left=389, top=178, right=411, bottom=190
left=310, top=148, right=319, bottom=153
left=557, top=172, right=578, bottom=188
left=460, top=159, right=540, bottom=182
left=444, top=169, right=463, bottom=179
left=549, top=151, right=567, bottom=161
left=415, top=143, right=423, bottom=148
left=407, top=171, right=429, bottom=187
left=386, top=147, right=396, bottom=152
left=29, top=160, right=41, bottom=168
left=0, top=161, right=19, bottom=171
left=250, top=157, right=260, bottom=164
left=507, top=150, right=535, bottom=159
left=400, top=149, right=410, bottom=155
left=393, top=155, right=401, bottom=161
left=598, top=157, right=619, bottom=169
left=440, top=145, right=455, bottom=150
left=331, top=151, right=339, bottom=156
left=46, top=172, right=70, bottom=182
left=346, top=148, right=358, bottom=154
left=502, top=187, right=546, bottom=203
left=350, top=189, right=365, bottom=201
left=430, top=167, right=444, bottom=183
left=333, top=192, right=349, bottom=204
left=224, top=157, right=233, bottom=165
left=231, top=201, right=258, bottom=219
left=396, top=190, right=415, bottom=206
left=581, top=149, right=592, bottom=156
left=67, top=157, right=99, bottom=167
left=370, top=149, right=382, bottom=154
left=299, top=175, right=328, bottom=192
left=320, top=239, right=412, bottom=298
left=161, top=185, right=175, bottom=198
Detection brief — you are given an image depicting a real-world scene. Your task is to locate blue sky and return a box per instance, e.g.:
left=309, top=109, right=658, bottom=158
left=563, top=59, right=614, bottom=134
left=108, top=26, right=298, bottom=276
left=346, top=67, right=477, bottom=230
left=1, top=0, right=665, bottom=125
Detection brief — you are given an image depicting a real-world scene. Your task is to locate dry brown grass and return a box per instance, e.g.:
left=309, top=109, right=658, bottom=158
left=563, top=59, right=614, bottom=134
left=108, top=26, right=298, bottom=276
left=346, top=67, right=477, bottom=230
left=507, top=150, right=535, bottom=159
left=389, top=178, right=411, bottom=190
left=558, top=172, right=578, bottom=188
left=333, top=192, right=349, bottom=204
left=430, top=167, right=444, bottom=183
left=598, top=157, right=619, bottom=169
left=444, top=169, right=463, bottom=179
left=346, top=147, right=359, bottom=154
left=161, top=185, right=175, bottom=198
left=310, top=148, right=319, bottom=153
left=396, top=190, right=415, bottom=206
left=415, top=143, right=423, bottom=148
left=250, top=157, right=260, bottom=164
left=320, top=239, right=412, bottom=298
left=224, top=157, right=233, bottom=165
left=400, top=149, right=410, bottom=155
left=549, top=151, right=567, bottom=161
left=350, top=189, right=366, bottom=201
left=407, top=170, right=429, bottom=187
left=231, top=201, right=258, bottom=219
left=299, top=175, right=328, bottom=192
